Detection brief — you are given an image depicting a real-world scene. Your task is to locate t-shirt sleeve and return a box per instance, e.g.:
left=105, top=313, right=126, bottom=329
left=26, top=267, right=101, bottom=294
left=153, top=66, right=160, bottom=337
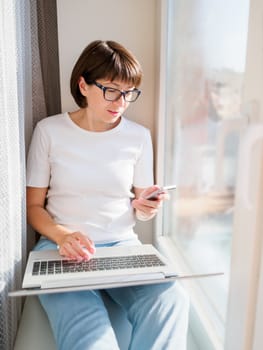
left=26, top=123, right=51, bottom=187
left=133, top=128, right=154, bottom=188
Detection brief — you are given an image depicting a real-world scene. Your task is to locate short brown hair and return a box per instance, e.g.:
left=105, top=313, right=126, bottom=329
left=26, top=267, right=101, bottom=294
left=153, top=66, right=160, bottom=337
left=70, top=40, right=143, bottom=108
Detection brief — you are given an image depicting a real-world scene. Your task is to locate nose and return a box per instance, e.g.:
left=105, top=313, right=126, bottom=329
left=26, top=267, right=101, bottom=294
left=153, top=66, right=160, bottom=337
left=112, top=94, right=127, bottom=106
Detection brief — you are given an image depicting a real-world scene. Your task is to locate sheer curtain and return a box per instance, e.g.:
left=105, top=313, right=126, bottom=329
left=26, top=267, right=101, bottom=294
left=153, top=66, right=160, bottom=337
left=0, top=1, right=29, bottom=348
left=0, top=1, right=60, bottom=349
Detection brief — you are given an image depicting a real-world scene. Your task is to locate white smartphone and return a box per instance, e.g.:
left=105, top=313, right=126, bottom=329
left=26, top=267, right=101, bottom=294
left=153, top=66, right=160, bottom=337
left=145, top=185, right=177, bottom=200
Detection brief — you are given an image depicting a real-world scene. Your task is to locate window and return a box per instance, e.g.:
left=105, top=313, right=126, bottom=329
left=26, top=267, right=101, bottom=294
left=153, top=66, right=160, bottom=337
left=156, top=0, right=250, bottom=347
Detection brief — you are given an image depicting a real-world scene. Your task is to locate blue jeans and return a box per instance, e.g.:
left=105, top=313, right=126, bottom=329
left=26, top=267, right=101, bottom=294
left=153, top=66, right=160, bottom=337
left=34, top=238, right=189, bottom=350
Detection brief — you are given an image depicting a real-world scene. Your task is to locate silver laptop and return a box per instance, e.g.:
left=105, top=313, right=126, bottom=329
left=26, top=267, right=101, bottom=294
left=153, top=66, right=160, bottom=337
left=9, top=244, right=223, bottom=297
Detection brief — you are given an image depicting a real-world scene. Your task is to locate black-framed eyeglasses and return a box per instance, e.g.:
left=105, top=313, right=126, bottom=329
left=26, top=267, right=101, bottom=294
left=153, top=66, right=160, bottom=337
left=92, top=81, right=141, bottom=102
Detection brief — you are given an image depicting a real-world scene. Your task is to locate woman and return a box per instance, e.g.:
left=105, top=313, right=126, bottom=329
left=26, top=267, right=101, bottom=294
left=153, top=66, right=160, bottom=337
left=26, top=40, right=189, bottom=350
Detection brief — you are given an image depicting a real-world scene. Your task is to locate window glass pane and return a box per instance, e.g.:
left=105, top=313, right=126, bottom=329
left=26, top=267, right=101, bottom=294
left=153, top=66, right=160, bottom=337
left=163, top=0, right=249, bottom=341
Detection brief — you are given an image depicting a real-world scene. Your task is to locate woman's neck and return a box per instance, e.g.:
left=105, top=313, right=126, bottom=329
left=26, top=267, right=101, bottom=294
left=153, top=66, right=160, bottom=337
left=68, top=109, right=121, bottom=132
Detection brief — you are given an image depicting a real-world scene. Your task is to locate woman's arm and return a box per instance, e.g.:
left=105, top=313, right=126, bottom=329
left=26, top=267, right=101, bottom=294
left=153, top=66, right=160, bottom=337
left=26, top=187, right=95, bottom=260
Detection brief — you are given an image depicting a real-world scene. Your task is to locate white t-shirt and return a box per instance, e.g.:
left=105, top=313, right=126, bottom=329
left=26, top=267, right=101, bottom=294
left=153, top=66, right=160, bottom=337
left=26, top=113, right=153, bottom=243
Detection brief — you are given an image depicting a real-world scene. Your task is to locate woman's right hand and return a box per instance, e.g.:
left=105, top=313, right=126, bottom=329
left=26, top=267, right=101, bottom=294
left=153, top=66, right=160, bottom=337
left=58, top=231, right=96, bottom=261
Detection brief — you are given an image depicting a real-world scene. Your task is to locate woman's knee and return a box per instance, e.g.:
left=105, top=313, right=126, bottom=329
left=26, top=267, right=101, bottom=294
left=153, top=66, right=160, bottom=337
left=39, top=290, right=119, bottom=350
left=168, top=282, right=190, bottom=312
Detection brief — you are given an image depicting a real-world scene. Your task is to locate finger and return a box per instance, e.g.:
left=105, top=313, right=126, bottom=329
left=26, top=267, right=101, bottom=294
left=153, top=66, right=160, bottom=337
left=66, top=238, right=94, bottom=261
left=140, top=185, right=160, bottom=199
left=132, top=198, right=150, bottom=212
left=133, top=199, right=157, bottom=214
left=133, top=200, right=160, bottom=216
left=59, top=243, right=80, bottom=260
left=73, top=232, right=96, bottom=254
left=137, top=196, right=163, bottom=209
left=69, top=239, right=91, bottom=260
left=59, top=234, right=91, bottom=260
left=158, top=192, right=170, bottom=201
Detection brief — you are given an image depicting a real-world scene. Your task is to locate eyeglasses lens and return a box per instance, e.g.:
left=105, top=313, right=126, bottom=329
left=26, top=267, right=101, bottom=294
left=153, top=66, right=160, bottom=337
left=104, top=89, right=139, bottom=102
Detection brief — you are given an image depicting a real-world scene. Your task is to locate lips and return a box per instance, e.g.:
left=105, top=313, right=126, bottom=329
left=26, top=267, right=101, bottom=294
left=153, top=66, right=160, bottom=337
left=107, top=110, right=121, bottom=116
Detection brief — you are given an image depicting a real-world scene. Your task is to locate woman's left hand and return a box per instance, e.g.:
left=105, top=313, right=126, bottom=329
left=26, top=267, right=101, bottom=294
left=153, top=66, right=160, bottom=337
left=132, top=185, right=169, bottom=220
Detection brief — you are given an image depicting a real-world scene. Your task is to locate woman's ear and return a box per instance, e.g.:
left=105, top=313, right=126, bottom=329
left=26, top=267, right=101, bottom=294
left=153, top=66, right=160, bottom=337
left=78, top=76, right=89, bottom=96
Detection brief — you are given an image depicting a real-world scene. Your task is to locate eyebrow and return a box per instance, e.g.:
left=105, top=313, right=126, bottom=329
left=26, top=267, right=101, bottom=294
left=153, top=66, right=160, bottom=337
left=101, top=81, right=134, bottom=90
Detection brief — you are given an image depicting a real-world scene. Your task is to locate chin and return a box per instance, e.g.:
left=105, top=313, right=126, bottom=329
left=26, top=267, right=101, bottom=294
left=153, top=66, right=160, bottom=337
left=107, top=115, right=121, bottom=123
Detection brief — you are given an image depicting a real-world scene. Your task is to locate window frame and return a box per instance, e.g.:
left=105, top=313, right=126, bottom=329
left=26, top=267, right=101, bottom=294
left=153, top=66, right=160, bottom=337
left=154, top=1, right=228, bottom=348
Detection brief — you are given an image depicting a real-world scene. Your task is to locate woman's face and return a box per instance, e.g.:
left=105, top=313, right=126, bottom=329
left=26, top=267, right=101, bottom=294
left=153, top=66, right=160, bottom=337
left=82, top=78, right=134, bottom=127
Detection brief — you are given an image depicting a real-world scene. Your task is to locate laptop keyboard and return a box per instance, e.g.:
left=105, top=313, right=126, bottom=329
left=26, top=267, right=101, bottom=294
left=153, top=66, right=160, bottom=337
left=32, top=254, right=165, bottom=276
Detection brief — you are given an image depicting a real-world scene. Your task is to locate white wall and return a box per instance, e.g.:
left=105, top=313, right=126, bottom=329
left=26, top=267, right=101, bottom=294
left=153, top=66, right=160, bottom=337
left=56, top=0, right=158, bottom=243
